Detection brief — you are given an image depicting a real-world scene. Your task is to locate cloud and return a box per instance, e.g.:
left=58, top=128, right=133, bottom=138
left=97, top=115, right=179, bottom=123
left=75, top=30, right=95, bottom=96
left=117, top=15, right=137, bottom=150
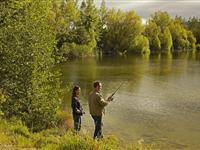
left=94, top=0, right=200, bottom=19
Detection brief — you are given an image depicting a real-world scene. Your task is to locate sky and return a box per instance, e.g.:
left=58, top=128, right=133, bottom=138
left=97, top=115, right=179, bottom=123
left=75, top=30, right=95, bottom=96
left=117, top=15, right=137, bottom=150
left=94, top=0, right=200, bottom=20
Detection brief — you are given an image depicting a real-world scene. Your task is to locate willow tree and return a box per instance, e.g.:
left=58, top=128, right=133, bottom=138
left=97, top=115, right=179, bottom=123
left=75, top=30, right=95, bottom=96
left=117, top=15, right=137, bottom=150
left=101, top=9, right=145, bottom=54
left=144, top=20, right=161, bottom=52
left=186, top=17, right=200, bottom=44
left=150, top=11, right=173, bottom=52
left=146, top=11, right=196, bottom=52
left=0, top=0, right=61, bottom=131
left=161, top=27, right=173, bottom=52
left=169, top=19, right=193, bottom=51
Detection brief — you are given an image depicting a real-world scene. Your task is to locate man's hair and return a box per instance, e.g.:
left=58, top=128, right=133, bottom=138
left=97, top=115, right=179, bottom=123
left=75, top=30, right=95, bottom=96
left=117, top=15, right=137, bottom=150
left=93, top=81, right=101, bottom=88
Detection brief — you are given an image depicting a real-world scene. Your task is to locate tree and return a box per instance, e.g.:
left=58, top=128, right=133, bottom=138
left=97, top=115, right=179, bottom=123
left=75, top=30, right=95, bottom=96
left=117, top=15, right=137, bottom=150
left=99, top=0, right=107, bottom=25
left=151, top=11, right=172, bottom=32
left=161, top=27, right=173, bottom=52
left=131, top=35, right=150, bottom=54
left=97, top=0, right=108, bottom=50
left=146, top=11, right=195, bottom=52
left=101, top=9, right=144, bottom=54
left=52, top=0, right=80, bottom=55
left=169, top=20, right=191, bottom=51
left=69, top=0, right=100, bottom=56
left=52, top=0, right=100, bottom=58
left=0, top=0, right=61, bottom=131
left=81, top=0, right=100, bottom=42
left=144, top=20, right=161, bottom=52
left=187, top=31, right=196, bottom=49
left=148, top=11, right=173, bottom=52
left=186, top=17, right=200, bottom=44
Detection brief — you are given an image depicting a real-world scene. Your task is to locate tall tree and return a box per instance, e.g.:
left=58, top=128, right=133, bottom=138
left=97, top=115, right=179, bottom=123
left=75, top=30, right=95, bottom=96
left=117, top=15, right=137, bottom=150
left=0, top=0, right=61, bottom=131
left=97, top=0, right=108, bottom=50
left=74, top=0, right=100, bottom=54
left=161, top=27, right=173, bottom=52
left=169, top=20, right=191, bottom=51
left=151, top=11, right=172, bottom=32
left=147, top=11, right=195, bottom=52
left=99, top=0, right=107, bottom=24
left=101, top=9, right=145, bottom=54
left=144, top=20, right=161, bottom=52
left=187, top=30, right=196, bottom=49
left=186, top=17, right=200, bottom=44
left=53, top=0, right=80, bottom=58
left=131, top=35, right=150, bottom=54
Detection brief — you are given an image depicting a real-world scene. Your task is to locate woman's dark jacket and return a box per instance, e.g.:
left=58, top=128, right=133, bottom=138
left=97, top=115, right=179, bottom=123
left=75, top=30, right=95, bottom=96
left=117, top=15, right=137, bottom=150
left=71, top=97, right=83, bottom=116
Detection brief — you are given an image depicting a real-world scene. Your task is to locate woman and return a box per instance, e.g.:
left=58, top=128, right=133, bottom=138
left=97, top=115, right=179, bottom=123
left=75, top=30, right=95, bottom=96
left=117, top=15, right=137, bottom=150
left=71, top=85, right=84, bottom=132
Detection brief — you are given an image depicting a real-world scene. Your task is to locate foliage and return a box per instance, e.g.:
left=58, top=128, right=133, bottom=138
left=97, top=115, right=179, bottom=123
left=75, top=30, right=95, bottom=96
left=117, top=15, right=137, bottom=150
left=52, top=0, right=99, bottom=60
left=9, top=117, right=30, bottom=138
left=0, top=90, right=6, bottom=117
left=50, top=2, right=198, bottom=57
left=0, top=0, right=61, bottom=131
left=169, top=19, right=192, bottom=51
left=148, top=11, right=173, bottom=52
left=151, top=11, right=172, bottom=32
left=0, top=119, right=153, bottom=150
left=97, top=0, right=108, bottom=50
left=196, top=44, right=200, bottom=51
left=144, top=20, right=161, bottom=52
left=131, top=35, right=150, bottom=54
left=185, top=17, right=200, bottom=44
left=187, top=30, right=196, bottom=50
left=145, top=11, right=196, bottom=52
left=161, top=27, right=173, bottom=52
left=101, top=9, right=144, bottom=54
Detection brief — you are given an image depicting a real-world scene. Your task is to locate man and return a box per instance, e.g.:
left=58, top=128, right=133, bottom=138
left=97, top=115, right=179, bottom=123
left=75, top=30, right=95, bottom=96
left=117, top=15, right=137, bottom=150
left=88, top=81, right=113, bottom=139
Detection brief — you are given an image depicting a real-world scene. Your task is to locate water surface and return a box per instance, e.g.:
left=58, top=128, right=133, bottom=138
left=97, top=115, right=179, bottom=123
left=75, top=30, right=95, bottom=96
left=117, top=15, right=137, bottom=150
left=59, top=52, right=200, bottom=149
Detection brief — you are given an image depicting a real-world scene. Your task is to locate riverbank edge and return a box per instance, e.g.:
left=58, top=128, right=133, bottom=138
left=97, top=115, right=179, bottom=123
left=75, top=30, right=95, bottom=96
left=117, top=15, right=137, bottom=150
left=0, top=118, right=153, bottom=150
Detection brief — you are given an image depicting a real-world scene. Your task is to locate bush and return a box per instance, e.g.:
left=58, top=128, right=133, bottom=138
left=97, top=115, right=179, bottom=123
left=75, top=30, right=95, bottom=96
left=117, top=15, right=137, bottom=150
left=60, top=41, right=95, bottom=59
left=0, top=119, right=153, bottom=150
left=0, top=0, right=61, bottom=131
left=10, top=119, right=30, bottom=138
left=58, top=131, right=120, bottom=150
left=56, top=110, right=73, bottom=130
left=0, top=120, right=12, bottom=145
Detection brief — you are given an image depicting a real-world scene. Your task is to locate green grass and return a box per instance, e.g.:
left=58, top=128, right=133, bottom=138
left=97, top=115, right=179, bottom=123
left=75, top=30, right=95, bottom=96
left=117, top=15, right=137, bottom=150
left=0, top=118, right=153, bottom=150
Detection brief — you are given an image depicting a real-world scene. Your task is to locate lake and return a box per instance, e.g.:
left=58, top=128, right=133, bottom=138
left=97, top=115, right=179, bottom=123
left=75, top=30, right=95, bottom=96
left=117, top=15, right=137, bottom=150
left=59, top=52, right=200, bottom=149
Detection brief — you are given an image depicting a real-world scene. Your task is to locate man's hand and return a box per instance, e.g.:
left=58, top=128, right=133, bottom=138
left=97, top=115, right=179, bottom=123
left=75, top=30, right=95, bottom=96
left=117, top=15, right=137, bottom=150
left=107, top=96, right=114, bottom=102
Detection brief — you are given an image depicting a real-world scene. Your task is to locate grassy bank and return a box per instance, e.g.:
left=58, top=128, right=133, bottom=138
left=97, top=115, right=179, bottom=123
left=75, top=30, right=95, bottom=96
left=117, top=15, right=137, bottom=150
left=0, top=118, right=153, bottom=150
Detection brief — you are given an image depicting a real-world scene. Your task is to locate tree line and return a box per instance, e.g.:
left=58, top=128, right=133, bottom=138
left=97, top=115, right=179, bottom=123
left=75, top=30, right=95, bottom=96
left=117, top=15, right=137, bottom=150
left=51, top=0, right=200, bottom=60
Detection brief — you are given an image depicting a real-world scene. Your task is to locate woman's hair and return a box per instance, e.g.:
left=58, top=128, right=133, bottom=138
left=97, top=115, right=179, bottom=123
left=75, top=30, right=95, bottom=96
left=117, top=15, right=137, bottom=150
left=72, top=85, right=80, bottom=98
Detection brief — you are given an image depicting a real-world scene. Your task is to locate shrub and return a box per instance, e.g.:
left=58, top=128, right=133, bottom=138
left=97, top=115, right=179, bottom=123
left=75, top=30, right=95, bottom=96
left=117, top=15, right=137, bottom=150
left=10, top=119, right=30, bottom=138
left=0, top=0, right=61, bottom=131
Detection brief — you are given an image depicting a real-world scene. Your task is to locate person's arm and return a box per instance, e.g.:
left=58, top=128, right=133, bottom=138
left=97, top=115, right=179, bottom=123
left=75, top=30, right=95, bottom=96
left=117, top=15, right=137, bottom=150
left=96, top=93, right=108, bottom=107
left=80, top=104, right=85, bottom=114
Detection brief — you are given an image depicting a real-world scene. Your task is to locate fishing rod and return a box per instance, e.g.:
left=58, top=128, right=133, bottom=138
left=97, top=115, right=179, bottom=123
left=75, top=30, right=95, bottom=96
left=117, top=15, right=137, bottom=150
left=110, top=82, right=124, bottom=98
